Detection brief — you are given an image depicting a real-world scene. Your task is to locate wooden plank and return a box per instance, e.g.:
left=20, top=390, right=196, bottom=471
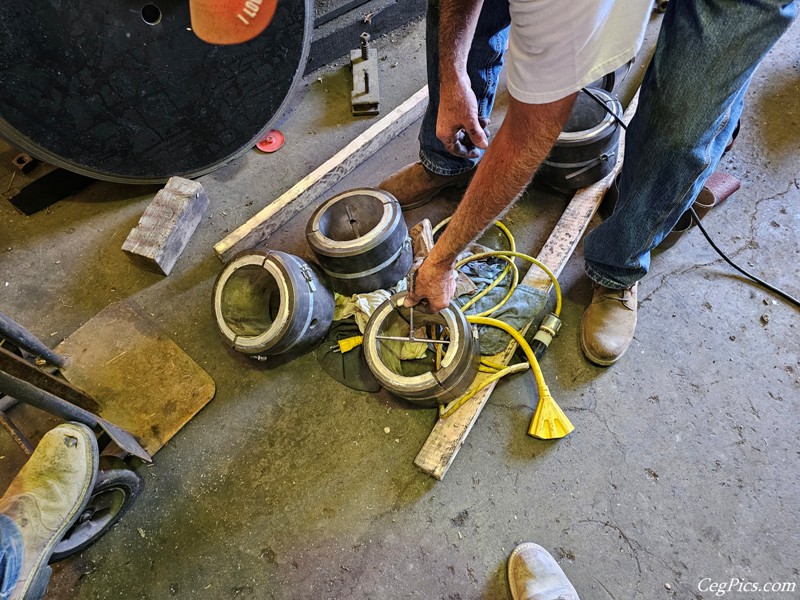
left=414, top=92, right=640, bottom=480
left=214, top=86, right=429, bottom=262
left=56, top=301, right=216, bottom=456
left=122, top=177, right=209, bottom=276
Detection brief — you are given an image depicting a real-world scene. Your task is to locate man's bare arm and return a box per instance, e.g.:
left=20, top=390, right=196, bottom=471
left=436, top=0, right=489, bottom=156
left=406, top=93, right=577, bottom=311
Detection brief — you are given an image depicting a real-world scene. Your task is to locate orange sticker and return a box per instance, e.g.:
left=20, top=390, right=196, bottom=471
left=189, top=0, right=278, bottom=45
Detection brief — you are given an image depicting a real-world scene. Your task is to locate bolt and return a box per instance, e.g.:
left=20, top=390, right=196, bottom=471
left=360, top=32, right=370, bottom=60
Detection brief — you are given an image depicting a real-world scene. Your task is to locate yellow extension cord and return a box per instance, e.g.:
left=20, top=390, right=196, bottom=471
left=435, top=219, right=574, bottom=439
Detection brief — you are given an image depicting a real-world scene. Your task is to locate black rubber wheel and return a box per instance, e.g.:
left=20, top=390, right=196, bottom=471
left=49, top=457, right=144, bottom=562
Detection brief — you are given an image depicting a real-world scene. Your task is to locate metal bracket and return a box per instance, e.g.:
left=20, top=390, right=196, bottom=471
left=300, top=264, right=317, bottom=293
left=350, top=33, right=380, bottom=116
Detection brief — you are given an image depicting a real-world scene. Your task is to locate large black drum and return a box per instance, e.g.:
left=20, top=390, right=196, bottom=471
left=0, top=0, right=311, bottom=183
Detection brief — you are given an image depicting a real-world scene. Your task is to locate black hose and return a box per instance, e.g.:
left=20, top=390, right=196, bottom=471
left=689, top=207, right=800, bottom=308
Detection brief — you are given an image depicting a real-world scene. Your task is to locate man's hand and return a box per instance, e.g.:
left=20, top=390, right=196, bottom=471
left=436, top=73, right=489, bottom=158
left=404, top=257, right=457, bottom=312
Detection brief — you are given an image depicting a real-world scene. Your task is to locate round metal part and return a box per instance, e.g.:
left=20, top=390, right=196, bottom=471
left=362, top=293, right=480, bottom=407
left=50, top=457, right=143, bottom=563
left=0, top=0, right=311, bottom=183
left=589, top=59, right=634, bottom=93
left=213, top=249, right=334, bottom=356
left=538, top=87, right=623, bottom=190
left=306, top=189, right=413, bottom=295
left=256, top=130, right=285, bottom=153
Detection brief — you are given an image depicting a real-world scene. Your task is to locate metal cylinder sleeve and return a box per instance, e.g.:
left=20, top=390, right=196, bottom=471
left=362, top=293, right=480, bottom=407
left=305, top=188, right=413, bottom=296
left=213, top=249, right=334, bottom=357
left=538, top=87, right=623, bottom=190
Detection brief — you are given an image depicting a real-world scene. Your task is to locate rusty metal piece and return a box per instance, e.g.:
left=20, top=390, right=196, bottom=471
left=0, top=400, right=34, bottom=455
left=11, top=153, right=38, bottom=174
left=0, top=312, right=65, bottom=367
left=350, top=33, right=380, bottom=115
left=0, top=345, right=100, bottom=413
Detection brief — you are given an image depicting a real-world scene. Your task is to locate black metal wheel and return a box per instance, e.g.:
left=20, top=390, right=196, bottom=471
left=49, top=457, right=144, bottom=562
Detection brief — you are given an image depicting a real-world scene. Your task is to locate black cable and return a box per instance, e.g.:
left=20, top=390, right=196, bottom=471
left=689, top=207, right=800, bottom=308
left=581, top=87, right=628, bottom=131
left=581, top=85, right=798, bottom=308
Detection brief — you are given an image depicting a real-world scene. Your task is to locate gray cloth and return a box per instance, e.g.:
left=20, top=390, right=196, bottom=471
left=455, top=258, right=550, bottom=355
left=470, top=284, right=549, bottom=355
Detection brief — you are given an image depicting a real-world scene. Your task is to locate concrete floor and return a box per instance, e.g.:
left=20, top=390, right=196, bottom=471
left=0, top=12, right=798, bottom=600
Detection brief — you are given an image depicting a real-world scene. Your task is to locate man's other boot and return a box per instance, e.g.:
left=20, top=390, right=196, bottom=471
left=580, top=282, right=638, bottom=366
left=2, top=423, right=98, bottom=599
left=378, top=162, right=473, bottom=210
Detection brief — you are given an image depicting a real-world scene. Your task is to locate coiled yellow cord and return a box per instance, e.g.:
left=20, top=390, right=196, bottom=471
left=435, top=219, right=573, bottom=439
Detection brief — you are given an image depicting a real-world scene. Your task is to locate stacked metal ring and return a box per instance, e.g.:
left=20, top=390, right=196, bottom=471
left=538, top=87, right=623, bottom=190
left=306, top=188, right=413, bottom=296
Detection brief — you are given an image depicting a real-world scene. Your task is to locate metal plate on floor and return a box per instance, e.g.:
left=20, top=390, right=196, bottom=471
left=55, top=301, right=216, bottom=456
left=0, top=0, right=311, bottom=183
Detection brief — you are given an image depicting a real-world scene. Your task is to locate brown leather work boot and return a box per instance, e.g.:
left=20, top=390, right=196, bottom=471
left=378, top=162, right=473, bottom=210
left=580, top=282, right=638, bottom=366
left=508, top=543, right=580, bottom=600
left=2, top=423, right=98, bottom=599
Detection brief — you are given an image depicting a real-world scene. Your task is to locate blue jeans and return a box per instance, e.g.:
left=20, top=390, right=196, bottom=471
left=0, top=515, right=23, bottom=599
left=584, top=0, right=797, bottom=288
left=418, top=0, right=797, bottom=286
left=418, top=0, right=510, bottom=176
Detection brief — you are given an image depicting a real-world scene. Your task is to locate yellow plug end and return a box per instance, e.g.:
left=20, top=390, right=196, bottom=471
left=337, top=335, right=363, bottom=353
left=528, top=391, right=574, bottom=440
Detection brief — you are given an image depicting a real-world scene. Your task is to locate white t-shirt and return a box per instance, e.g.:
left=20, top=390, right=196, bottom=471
left=506, top=0, right=651, bottom=104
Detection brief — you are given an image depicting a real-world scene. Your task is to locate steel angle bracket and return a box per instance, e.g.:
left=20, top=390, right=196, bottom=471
left=351, top=33, right=381, bottom=116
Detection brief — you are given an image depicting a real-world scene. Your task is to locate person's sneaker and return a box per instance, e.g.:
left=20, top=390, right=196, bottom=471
left=2, top=423, right=98, bottom=599
left=378, top=162, right=473, bottom=210
left=508, top=543, right=580, bottom=600
left=580, top=282, right=638, bottom=366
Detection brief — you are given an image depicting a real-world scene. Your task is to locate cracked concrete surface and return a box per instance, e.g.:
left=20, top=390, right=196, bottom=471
left=0, top=12, right=797, bottom=600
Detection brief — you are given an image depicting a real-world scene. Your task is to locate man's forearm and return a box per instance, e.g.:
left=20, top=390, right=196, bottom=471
left=427, top=95, right=577, bottom=271
left=438, top=0, right=484, bottom=82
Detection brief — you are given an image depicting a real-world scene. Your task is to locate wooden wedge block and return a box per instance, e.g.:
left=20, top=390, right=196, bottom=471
left=122, top=176, right=209, bottom=275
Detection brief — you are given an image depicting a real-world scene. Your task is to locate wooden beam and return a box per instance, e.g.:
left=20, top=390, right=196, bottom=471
left=414, top=92, right=640, bottom=480
left=214, top=86, right=429, bottom=262
left=122, top=177, right=209, bottom=275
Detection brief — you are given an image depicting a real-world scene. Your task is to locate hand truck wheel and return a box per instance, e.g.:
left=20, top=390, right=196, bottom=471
left=49, top=456, right=144, bottom=562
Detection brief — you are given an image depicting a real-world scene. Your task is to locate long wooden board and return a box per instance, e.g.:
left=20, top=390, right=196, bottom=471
left=214, top=86, right=429, bottom=262
left=414, top=93, right=640, bottom=480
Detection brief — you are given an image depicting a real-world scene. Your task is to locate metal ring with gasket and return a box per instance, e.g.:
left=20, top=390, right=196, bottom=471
left=305, top=188, right=413, bottom=296
left=362, top=292, right=480, bottom=407
left=538, top=87, right=623, bottom=190
left=213, top=249, right=334, bottom=358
